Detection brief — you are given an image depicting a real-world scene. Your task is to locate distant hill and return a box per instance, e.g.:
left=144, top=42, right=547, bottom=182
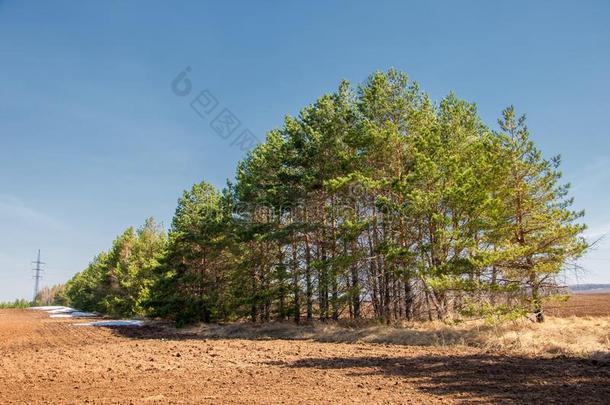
left=569, top=284, right=610, bottom=294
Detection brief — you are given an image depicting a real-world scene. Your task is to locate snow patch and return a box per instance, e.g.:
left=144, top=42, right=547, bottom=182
left=74, top=320, right=144, bottom=327
left=50, top=311, right=97, bottom=318
left=47, top=307, right=77, bottom=314
left=29, top=306, right=72, bottom=311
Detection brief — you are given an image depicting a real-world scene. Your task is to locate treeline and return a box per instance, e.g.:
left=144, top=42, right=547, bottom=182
left=0, top=299, right=31, bottom=309
left=65, top=218, right=167, bottom=317
left=64, top=70, right=587, bottom=325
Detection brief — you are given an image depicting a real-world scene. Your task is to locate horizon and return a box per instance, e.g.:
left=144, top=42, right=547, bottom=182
left=2, top=0, right=610, bottom=301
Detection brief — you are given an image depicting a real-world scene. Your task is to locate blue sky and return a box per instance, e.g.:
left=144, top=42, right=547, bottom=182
left=1, top=1, right=609, bottom=301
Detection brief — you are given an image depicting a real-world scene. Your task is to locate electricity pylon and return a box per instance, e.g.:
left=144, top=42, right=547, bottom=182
left=32, top=250, right=44, bottom=303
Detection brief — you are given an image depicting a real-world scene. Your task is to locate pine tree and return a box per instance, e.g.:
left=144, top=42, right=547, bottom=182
left=146, top=182, right=233, bottom=325
left=493, top=107, right=587, bottom=322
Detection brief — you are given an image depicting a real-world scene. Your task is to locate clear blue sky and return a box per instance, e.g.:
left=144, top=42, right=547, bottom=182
left=1, top=1, right=609, bottom=301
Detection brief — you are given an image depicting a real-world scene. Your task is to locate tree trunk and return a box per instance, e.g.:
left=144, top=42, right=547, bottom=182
left=291, top=239, right=300, bottom=324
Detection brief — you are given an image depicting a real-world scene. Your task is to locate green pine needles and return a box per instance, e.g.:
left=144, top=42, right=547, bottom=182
left=64, top=70, right=588, bottom=325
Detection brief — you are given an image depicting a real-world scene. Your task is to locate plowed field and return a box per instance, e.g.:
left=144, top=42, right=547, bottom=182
left=1, top=309, right=608, bottom=404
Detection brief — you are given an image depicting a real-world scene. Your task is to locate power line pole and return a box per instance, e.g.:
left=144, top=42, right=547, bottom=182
left=32, top=249, right=44, bottom=303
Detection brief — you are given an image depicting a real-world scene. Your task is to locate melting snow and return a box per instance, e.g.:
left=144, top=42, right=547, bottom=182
left=30, top=305, right=140, bottom=326
left=48, top=307, right=78, bottom=314
left=30, top=306, right=73, bottom=311
left=50, top=311, right=97, bottom=318
left=74, top=320, right=143, bottom=327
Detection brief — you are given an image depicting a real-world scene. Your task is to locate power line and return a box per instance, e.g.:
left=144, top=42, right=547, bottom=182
left=31, top=249, right=44, bottom=302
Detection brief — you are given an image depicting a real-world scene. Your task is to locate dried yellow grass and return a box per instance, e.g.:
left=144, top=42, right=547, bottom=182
left=477, top=316, right=610, bottom=358
left=184, top=316, right=610, bottom=358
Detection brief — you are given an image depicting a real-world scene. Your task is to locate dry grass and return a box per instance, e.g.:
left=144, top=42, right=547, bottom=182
left=178, top=316, right=610, bottom=359
left=473, top=316, right=610, bottom=358
left=162, top=293, right=610, bottom=359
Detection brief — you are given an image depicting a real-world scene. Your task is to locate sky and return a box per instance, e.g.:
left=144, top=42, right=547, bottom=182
left=1, top=1, right=609, bottom=301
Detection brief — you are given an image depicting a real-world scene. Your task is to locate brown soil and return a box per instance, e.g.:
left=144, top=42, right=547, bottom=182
left=1, top=309, right=608, bottom=404
left=545, top=293, right=610, bottom=317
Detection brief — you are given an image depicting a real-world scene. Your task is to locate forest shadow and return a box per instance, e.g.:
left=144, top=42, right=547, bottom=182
left=265, top=353, right=610, bottom=403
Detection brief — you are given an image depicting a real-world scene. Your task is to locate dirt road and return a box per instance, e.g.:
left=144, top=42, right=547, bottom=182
left=1, top=309, right=608, bottom=404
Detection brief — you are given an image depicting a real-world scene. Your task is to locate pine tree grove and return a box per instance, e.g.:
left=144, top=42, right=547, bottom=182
left=64, top=70, right=587, bottom=324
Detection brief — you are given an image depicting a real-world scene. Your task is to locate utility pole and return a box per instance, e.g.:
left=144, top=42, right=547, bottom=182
left=32, top=249, right=44, bottom=303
